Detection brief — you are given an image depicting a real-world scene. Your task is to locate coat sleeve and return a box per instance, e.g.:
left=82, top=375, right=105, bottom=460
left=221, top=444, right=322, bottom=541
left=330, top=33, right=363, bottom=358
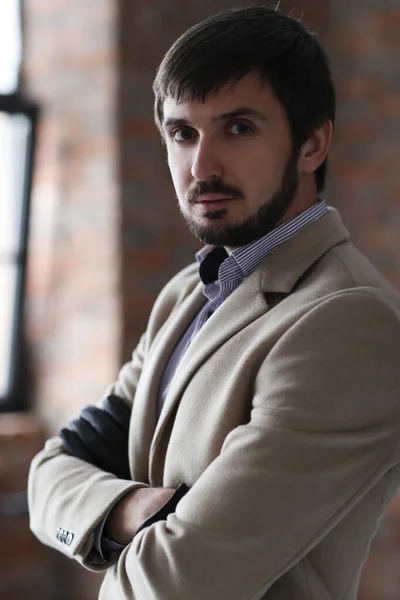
left=28, top=264, right=200, bottom=567
left=97, top=290, right=400, bottom=599
left=28, top=332, right=150, bottom=564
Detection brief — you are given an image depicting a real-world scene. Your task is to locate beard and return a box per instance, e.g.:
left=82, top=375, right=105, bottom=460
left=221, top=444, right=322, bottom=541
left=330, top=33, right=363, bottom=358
left=179, top=147, right=300, bottom=248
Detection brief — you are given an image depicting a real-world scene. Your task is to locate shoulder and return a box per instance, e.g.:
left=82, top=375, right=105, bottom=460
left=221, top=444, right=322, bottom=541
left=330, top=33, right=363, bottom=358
left=259, top=287, right=400, bottom=427
left=248, top=288, right=400, bottom=465
left=273, top=287, right=400, bottom=361
left=304, top=287, right=400, bottom=335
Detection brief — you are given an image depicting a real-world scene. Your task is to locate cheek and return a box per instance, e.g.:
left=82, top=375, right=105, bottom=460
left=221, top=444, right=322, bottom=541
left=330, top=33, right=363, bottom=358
left=252, top=146, right=286, bottom=182
left=168, top=152, right=191, bottom=192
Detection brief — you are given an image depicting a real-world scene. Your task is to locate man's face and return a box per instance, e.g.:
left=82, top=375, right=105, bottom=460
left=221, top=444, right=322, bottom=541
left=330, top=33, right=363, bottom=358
left=162, top=72, right=301, bottom=250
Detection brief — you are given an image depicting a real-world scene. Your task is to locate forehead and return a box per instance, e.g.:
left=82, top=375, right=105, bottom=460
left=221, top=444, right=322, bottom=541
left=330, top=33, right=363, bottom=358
left=162, top=72, right=284, bottom=124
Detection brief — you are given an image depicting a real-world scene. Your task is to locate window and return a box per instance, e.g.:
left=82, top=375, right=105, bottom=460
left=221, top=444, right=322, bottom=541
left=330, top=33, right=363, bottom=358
left=0, top=0, right=38, bottom=411
left=0, top=0, right=21, bottom=95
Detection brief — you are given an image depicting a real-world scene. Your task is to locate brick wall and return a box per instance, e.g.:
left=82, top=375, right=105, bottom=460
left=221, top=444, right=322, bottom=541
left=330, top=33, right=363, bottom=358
left=4, top=0, right=398, bottom=598
left=0, top=414, right=55, bottom=599
left=328, top=0, right=400, bottom=291
left=326, top=2, right=400, bottom=597
left=23, top=0, right=121, bottom=428
left=15, top=0, right=121, bottom=597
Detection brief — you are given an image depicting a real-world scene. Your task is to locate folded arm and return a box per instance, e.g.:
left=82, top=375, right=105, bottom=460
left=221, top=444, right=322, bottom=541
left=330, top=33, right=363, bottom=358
left=29, top=324, right=191, bottom=566
left=28, top=333, right=150, bottom=563
left=29, top=291, right=400, bottom=597
left=94, top=291, right=400, bottom=598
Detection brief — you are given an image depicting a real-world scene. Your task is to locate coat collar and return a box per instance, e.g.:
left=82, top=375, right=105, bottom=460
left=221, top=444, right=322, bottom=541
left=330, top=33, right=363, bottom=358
left=258, top=207, right=350, bottom=294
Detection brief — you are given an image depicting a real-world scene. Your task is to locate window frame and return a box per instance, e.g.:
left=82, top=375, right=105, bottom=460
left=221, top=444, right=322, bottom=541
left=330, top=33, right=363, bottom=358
left=0, top=93, right=39, bottom=412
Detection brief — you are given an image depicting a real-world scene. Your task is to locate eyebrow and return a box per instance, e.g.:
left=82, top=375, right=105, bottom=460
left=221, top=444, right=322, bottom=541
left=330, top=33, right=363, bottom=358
left=163, top=106, right=269, bottom=130
left=215, top=107, right=269, bottom=123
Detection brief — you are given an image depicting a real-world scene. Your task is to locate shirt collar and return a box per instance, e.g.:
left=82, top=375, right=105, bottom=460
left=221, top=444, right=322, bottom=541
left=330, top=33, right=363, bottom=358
left=196, top=199, right=328, bottom=285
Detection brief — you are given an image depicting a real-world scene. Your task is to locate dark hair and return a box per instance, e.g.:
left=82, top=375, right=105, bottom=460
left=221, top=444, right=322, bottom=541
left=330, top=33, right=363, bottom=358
left=153, top=6, right=336, bottom=193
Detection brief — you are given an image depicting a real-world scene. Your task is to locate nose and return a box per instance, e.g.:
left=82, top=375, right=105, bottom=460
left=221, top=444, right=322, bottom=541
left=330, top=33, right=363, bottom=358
left=191, top=136, right=223, bottom=181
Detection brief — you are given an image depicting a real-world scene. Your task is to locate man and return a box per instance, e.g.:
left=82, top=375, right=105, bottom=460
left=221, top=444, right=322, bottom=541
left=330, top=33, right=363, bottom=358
left=28, top=6, right=400, bottom=600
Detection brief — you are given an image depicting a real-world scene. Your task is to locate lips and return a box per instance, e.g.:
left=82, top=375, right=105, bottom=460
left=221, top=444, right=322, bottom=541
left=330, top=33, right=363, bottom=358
left=196, top=194, right=236, bottom=203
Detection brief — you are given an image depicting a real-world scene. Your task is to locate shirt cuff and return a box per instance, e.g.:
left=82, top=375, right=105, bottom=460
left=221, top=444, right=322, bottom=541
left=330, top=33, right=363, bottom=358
left=87, top=483, right=190, bottom=564
left=87, top=499, right=127, bottom=564
left=135, top=482, right=190, bottom=535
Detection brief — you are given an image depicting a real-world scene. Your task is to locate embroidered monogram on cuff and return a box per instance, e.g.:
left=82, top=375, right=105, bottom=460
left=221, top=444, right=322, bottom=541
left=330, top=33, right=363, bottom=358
left=56, top=527, right=74, bottom=546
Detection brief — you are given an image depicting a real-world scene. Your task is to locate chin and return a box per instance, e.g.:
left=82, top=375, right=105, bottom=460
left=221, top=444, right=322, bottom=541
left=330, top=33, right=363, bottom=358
left=186, top=220, right=256, bottom=247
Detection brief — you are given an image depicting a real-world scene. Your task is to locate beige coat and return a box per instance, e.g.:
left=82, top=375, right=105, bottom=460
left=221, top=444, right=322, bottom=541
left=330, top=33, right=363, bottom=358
left=29, top=208, right=400, bottom=599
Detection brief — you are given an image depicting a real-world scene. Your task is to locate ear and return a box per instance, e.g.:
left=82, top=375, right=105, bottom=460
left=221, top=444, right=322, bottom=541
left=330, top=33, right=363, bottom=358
left=297, top=120, right=333, bottom=175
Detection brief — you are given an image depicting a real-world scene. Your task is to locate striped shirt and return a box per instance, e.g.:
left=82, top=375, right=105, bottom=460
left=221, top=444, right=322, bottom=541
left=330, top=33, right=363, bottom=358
left=157, top=199, right=328, bottom=417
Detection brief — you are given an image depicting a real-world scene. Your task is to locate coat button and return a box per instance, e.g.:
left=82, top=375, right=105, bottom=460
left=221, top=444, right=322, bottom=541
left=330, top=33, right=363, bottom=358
left=66, top=532, right=74, bottom=546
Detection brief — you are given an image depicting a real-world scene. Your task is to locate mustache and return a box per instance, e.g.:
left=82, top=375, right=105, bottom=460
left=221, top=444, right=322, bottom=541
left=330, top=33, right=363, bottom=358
left=187, top=179, right=244, bottom=204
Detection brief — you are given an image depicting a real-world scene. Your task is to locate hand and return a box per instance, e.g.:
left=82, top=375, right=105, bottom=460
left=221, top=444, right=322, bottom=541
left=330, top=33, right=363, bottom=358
left=59, top=394, right=131, bottom=479
left=104, top=487, right=176, bottom=545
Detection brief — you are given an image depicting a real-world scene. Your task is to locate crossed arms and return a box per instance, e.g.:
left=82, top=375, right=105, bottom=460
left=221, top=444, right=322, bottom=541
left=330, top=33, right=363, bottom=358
left=59, top=393, right=185, bottom=545
left=28, top=291, right=400, bottom=599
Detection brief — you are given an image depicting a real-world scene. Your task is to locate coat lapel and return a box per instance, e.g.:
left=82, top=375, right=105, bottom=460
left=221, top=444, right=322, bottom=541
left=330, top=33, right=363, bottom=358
left=257, top=207, right=350, bottom=295
left=129, top=279, right=205, bottom=483
left=149, top=266, right=269, bottom=483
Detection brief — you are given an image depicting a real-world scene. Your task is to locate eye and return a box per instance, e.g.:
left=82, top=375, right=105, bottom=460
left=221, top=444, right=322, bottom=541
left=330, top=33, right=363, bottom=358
left=172, top=127, right=194, bottom=142
left=228, top=122, right=254, bottom=135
